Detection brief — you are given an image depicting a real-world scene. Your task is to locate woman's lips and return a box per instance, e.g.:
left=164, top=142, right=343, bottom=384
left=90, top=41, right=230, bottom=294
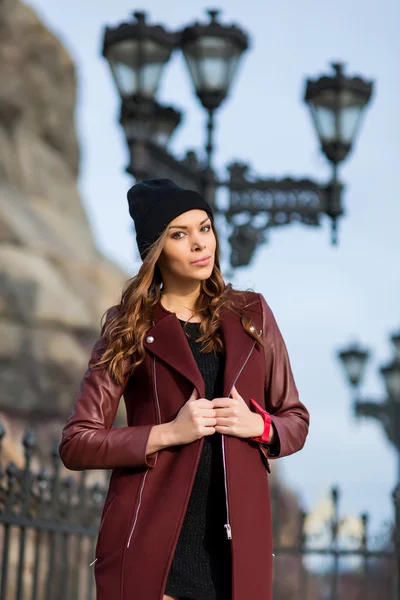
left=191, top=256, right=211, bottom=266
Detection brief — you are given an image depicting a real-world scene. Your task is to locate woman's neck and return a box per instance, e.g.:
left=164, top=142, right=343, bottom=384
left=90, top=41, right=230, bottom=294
left=160, top=289, right=201, bottom=322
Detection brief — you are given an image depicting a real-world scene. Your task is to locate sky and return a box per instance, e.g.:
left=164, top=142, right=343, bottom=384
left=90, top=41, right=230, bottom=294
left=26, top=0, right=400, bottom=544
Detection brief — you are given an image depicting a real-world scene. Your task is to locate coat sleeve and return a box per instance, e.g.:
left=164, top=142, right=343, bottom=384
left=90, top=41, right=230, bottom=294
left=58, top=306, right=157, bottom=471
left=258, top=293, right=309, bottom=460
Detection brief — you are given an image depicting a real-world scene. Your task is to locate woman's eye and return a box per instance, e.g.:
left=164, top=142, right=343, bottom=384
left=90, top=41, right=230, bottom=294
left=172, top=225, right=211, bottom=239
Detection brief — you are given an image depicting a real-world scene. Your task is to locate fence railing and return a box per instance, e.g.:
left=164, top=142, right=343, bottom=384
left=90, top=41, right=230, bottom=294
left=0, top=422, right=399, bottom=600
left=0, top=425, right=108, bottom=600
left=271, top=483, right=399, bottom=600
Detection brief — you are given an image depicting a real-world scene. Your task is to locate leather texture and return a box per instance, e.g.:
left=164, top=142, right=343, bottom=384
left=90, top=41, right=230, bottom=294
left=258, top=292, right=309, bottom=463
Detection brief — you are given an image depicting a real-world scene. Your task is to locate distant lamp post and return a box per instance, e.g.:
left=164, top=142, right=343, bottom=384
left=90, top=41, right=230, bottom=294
left=338, top=332, right=400, bottom=599
left=102, top=10, right=374, bottom=269
left=337, top=331, right=400, bottom=476
left=381, top=333, right=400, bottom=400
left=337, top=343, right=370, bottom=388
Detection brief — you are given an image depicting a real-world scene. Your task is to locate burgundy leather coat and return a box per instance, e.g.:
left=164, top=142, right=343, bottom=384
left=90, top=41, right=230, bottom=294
left=59, top=291, right=309, bottom=600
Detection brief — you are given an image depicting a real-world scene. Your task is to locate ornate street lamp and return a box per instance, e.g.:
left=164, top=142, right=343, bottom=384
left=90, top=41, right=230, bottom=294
left=338, top=330, right=400, bottom=467
left=337, top=342, right=370, bottom=388
left=102, top=10, right=374, bottom=269
left=102, top=11, right=177, bottom=100
left=304, top=62, right=373, bottom=242
left=121, top=98, right=182, bottom=147
left=179, top=9, right=249, bottom=167
left=180, top=9, right=248, bottom=111
left=305, top=63, right=373, bottom=166
left=381, top=333, right=400, bottom=400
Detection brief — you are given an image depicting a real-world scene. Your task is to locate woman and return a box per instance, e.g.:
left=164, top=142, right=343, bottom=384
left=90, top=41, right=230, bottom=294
left=59, top=179, right=309, bottom=600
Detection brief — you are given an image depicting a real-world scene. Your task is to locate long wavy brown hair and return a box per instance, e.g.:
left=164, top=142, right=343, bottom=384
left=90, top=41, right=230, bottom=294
left=92, top=218, right=264, bottom=385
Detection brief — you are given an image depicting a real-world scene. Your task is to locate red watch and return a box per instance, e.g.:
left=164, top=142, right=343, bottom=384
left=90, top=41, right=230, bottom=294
left=249, top=397, right=272, bottom=444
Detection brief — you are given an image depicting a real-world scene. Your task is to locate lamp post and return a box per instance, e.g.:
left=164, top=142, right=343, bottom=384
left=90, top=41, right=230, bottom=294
left=338, top=331, right=400, bottom=599
left=102, top=9, right=374, bottom=269
left=305, top=62, right=373, bottom=243
left=337, top=332, right=400, bottom=476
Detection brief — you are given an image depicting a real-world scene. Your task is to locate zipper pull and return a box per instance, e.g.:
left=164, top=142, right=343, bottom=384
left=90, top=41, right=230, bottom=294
left=89, top=558, right=98, bottom=567
left=224, top=524, right=232, bottom=540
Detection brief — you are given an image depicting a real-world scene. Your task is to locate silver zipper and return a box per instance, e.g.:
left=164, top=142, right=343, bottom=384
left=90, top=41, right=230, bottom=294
left=153, top=355, right=162, bottom=424
left=126, top=470, right=149, bottom=548
left=222, top=437, right=232, bottom=539
left=222, top=341, right=256, bottom=540
left=126, top=355, right=161, bottom=549
left=90, top=493, right=119, bottom=565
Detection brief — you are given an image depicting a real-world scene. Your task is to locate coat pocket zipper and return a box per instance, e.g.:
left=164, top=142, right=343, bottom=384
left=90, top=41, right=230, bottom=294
left=221, top=436, right=232, bottom=540
left=126, top=355, right=161, bottom=549
left=90, top=494, right=118, bottom=566
left=126, top=470, right=149, bottom=548
left=222, top=341, right=256, bottom=540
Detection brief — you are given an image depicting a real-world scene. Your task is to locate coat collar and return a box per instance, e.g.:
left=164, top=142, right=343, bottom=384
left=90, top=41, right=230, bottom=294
left=143, top=296, right=261, bottom=399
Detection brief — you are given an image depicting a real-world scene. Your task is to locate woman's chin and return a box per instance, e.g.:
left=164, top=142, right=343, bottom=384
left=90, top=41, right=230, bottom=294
left=196, top=265, right=214, bottom=279
left=184, top=271, right=212, bottom=283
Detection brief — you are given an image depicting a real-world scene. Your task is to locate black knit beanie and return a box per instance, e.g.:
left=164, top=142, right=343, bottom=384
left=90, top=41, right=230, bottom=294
left=127, top=179, right=214, bottom=260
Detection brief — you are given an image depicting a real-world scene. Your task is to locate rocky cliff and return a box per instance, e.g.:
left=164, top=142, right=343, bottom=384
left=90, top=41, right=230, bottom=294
left=0, top=0, right=128, bottom=466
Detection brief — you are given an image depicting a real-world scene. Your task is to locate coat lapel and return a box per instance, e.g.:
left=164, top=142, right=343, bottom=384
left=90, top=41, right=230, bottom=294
left=143, top=298, right=260, bottom=400
left=218, top=305, right=258, bottom=398
left=143, top=307, right=206, bottom=398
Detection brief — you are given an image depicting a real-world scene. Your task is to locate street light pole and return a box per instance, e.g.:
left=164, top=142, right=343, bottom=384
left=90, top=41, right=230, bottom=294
left=394, top=484, right=400, bottom=600
left=102, top=9, right=374, bottom=269
left=338, top=332, right=400, bottom=462
left=338, top=331, right=400, bottom=599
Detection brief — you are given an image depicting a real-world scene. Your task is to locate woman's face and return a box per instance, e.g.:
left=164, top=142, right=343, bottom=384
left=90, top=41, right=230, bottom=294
left=158, top=209, right=216, bottom=283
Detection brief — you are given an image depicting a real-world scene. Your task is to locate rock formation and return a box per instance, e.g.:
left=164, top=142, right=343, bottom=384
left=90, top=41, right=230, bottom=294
left=0, top=0, right=128, bottom=467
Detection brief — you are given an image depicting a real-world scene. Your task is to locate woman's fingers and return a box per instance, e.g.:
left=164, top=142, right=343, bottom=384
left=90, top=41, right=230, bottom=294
left=196, top=409, right=217, bottom=419
left=216, top=417, right=239, bottom=427
left=190, top=398, right=215, bottom=409
left=214, top=425, right=231, bottom=434
left=212, top=398, right=236, bottom=408
left=214, top=407, right=237, bottom=417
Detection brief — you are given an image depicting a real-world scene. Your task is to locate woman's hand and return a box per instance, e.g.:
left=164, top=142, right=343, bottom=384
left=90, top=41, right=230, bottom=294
left=213, top=385, right=271, bottom=440
left=171, top=387, right=217, bottom=445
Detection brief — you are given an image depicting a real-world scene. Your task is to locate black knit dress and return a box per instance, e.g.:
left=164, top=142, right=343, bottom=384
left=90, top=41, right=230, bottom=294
left=164, top=319, right=232, bottom=600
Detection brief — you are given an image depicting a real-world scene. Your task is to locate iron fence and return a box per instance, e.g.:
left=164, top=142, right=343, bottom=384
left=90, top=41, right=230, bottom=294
left=0, top=425, right=107, bottom=600
left=0, top=423, right=399, bottom=600
left=271, top=483, right=399, bottom=600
